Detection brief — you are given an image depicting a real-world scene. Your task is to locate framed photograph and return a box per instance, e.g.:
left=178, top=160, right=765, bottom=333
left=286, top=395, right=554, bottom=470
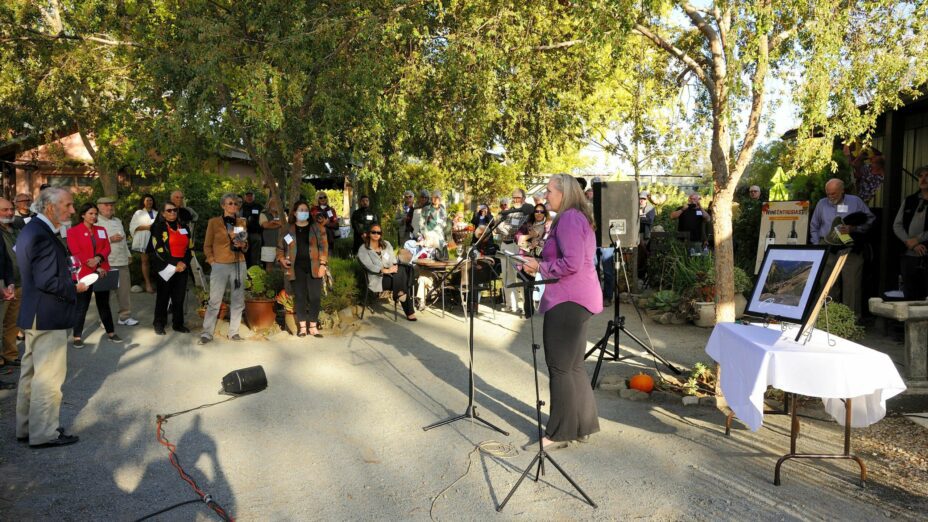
left=744, top=246, right=832, bottom=327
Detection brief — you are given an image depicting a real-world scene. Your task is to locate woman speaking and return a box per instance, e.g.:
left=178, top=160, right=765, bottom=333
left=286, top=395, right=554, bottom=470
left=521, top=174, right=602, bottom=451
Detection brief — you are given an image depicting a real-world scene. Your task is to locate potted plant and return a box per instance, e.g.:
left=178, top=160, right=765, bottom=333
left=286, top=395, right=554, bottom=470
left=733, top=266, right=753, bottom=319
left=276, top=290, right=298, bottom=335
left=244, top=265, right=277, bottom=330
left=194, top=285, right=228, bottom=320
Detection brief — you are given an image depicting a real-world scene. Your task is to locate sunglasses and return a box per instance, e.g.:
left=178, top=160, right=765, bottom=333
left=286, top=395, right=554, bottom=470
left=318, top=196, right=328, bottom=200
left=370, top=230, right=382, bottom=235
left=226, top=201, right=241, bottom=206
left=164, top=208, right=178, bottom=213
left=534, top=210, right=545, bottom=214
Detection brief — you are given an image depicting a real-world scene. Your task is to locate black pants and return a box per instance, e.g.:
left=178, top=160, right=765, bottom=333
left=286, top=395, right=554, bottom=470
left=381, top=264, right=415, bottom=316
left=74, top=290, right=115, bottom=338
left=543, top=301, right=600, bottom=442
left=293, top=269, right=323, bottom=324
left=247, top=233, right=262, bottom=267
left=155, top=270, right=189, bottom=329
left=901, top=255, right=928, bottom=300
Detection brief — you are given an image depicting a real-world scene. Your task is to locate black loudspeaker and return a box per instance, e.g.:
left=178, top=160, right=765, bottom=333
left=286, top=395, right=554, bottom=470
left=222, top=366, right=268, bottom=395
left=593, top=180, right=639, bottom=248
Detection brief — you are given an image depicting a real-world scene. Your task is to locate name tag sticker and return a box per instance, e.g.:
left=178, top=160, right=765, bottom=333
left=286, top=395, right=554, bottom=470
left=365, top=215, right=373, bottom=221
left=837, top=204, right=849, bottom=213
left=179, top=228, right=188, bottom=235
left=696, top=211, right=703, bottom=217
left=97, top=229, right=107, bottom=239
left=284, top=234, right=294, bottom=245
left=251, top=209, right=259, bottom=214
left=327, top=210, right=334, bottom=218
left=510, top=217, right=520, bottom=226
left=23, top=217, right=31, bottom=224
left=233, top=226, right=244, bottom=234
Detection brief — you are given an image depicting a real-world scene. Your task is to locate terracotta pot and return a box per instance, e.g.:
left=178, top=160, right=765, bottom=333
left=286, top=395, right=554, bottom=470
left=245, top=298, right=276, bottom=330
left=197, top=302, right=229, bottom=320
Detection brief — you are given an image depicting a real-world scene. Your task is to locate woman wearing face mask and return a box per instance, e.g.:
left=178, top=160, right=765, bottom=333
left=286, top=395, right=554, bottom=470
left=68, top=203, right=121, bottom=347
left=278, top=202, right=328, bottom=337
left=149, top=202, right=193, bottom=335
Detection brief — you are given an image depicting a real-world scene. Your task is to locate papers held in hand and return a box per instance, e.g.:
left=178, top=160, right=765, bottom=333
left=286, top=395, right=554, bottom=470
left=158, top=264, right=177, bottom=281
left=826, top=212, right=868, bottom=245
left=78, top=273, right=99, bottom=286
left=502, top=250, right=529, bottom=265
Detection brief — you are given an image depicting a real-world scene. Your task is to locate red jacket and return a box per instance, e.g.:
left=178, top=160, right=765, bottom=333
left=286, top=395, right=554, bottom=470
left=66, top=223, right=112, bottom=279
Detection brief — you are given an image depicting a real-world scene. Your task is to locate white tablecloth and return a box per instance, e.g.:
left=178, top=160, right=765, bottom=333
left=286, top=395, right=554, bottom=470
left=706, top=323, right=906, bottom=432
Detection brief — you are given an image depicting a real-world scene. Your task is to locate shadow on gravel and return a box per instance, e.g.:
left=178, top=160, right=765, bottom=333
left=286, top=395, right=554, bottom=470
left=357, top=316, right=540, bottom=439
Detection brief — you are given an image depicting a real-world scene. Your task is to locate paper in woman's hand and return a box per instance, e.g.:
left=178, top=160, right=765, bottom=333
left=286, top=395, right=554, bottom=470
left=159, top=264, right=177, bottom=282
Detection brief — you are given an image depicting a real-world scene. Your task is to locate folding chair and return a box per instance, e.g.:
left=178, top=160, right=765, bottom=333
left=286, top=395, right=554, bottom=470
left=360, top=270, right=398, bottom=321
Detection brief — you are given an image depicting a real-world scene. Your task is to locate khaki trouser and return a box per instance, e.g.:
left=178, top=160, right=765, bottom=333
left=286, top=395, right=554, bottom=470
left=113, top=265, right=132, bottom=320
left=500, top=241, right=522, bottom=310
left=16, top=321, right=68, bottom=445
left=0, top=287, right=22, bottom=362
left=824, top=250, right=865, bottom=318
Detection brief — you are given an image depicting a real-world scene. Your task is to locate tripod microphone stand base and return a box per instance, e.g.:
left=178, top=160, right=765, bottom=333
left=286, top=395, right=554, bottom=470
left=497, top=445, right=597, bottom=511
left=422, top=404, right=509, bottom=434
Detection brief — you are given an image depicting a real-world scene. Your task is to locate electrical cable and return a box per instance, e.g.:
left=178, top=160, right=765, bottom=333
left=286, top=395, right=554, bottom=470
left=134, top=397, right=240, bottom=522
left=616, top=244, right=671, bottom=384
left=428, top=440, right=519, bottom=520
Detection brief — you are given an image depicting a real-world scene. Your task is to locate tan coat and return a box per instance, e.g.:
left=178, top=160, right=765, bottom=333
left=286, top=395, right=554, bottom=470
left=203, top=216, right=248, bottom=265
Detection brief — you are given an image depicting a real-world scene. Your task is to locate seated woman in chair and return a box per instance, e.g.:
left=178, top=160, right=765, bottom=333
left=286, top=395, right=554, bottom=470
left=358, top=224, right=417, bottom=321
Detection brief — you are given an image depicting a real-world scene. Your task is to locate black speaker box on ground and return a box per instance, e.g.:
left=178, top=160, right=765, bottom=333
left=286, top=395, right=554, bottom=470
left=222, top=365, right=268, bottom=395
left=593, top=180, right=639, bottom=248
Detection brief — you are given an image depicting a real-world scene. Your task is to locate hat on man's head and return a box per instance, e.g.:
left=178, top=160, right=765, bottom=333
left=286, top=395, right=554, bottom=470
left=639, top=191, right=649, bottom=199
left=96, top=196, right=117, bottom=205
left=432, top=189, right=442, bottom=198
left=404, top=190, right=414, bottom=197
left=419, top=189, right=430, bottom=198
left=244, top=190, right=254, bottom=195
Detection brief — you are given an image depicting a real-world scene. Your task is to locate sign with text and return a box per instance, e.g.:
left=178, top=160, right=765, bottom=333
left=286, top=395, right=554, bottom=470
left=755, top=200, right=810, bottom=274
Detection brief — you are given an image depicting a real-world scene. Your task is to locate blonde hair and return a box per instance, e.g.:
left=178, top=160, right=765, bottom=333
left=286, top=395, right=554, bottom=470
left=549, top=173, right=594, bottom=228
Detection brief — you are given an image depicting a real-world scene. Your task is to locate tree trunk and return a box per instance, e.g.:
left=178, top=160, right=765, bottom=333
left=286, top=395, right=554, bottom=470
left=290, top=148, right=305, bottom=208
left=712, top=187, right=736, bottom=323
left=77, top=129, right=118, bottom=197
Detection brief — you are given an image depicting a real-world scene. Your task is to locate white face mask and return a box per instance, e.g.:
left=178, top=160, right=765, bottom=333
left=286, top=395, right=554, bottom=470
left=319, top=204, right=328, bottom=209
left=296, top=211, right=310, bottom=221
left=0, top=218, right=12, bottom=224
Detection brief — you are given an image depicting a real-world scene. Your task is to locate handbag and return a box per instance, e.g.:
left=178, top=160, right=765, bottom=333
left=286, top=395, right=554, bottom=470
left=93, top=268, right=120, bottom=292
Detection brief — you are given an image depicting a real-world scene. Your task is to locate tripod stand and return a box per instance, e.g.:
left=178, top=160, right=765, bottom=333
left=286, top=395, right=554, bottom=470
left=498, top=276, right=596, bottom=511
left=423, top=220, right=508, bottom=435
left=585, top=239, right=681, bottom=389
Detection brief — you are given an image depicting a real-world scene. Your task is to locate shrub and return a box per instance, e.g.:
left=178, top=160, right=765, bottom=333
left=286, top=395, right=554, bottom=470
left=245, top=265, right=275, bottom=300
left=322, top=257, right=360, bottom=314
left=646, top=290, right=682, bottom=312
left=815, top=301, right=865, bottom=341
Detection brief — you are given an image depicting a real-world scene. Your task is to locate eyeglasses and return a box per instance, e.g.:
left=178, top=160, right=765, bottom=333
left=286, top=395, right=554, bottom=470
left=164, top=208, right=178, bottom=213
left=370, top=230, right=382, bottom=235
left=318, top=196, right=328, bottom=200
left=226, top=201, right=241, bottom=207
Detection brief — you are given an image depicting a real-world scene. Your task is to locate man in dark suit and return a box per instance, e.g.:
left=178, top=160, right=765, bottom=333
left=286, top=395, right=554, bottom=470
left=15, top=187, right=88, bottom=448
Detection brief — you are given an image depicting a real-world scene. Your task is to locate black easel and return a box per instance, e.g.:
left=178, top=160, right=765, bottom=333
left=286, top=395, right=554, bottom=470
left=585, top=237, right=681, bottom=388
left=497, top=276, right=596, bottom=511
left=423, top=218, right=508, bottom=435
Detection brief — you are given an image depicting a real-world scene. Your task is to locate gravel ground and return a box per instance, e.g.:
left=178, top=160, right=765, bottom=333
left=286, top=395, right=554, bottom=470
left=0, top=293, right=926, bottom=520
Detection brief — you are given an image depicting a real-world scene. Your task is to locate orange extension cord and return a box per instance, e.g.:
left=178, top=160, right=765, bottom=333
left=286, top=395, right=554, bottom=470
left=156, top=415, right=234, bottom=522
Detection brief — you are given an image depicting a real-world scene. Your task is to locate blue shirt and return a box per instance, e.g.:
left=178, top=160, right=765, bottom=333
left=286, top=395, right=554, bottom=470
left=809, top=194, right=874, bottom=244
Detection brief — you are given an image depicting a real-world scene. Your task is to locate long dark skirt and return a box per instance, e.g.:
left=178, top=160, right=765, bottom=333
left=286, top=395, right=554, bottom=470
left=543, top=301, right=600, bottom=442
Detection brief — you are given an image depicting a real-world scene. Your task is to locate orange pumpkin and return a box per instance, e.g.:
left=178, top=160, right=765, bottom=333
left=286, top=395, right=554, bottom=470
left=628, top=373, right=654, bottom=394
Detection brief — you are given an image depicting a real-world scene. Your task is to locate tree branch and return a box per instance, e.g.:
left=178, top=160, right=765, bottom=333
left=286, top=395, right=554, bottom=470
left=732, top=33, right=769, bottom=177
left=679, top=2, right=725, bottom=78
left=534, top=39, right=585, bottom=51
left=633, top=23, right=708, bottom=86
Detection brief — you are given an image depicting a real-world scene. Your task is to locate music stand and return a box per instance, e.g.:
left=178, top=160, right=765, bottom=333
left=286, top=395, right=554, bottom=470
left=497, top=276, right=596, bottom=511
left=423, top=217, right=508, bottom=435
left=585, top=237, right=681, bottom=388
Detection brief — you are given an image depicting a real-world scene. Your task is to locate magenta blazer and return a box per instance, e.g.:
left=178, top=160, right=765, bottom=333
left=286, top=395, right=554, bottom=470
left=538, top=208, right=604, bottom=315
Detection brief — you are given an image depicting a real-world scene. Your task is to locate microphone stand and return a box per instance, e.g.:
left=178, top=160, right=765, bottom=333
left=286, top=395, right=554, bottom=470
left=423, top=216, right=508, bottom=435
left=497, top=276, right=596, bottom=512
